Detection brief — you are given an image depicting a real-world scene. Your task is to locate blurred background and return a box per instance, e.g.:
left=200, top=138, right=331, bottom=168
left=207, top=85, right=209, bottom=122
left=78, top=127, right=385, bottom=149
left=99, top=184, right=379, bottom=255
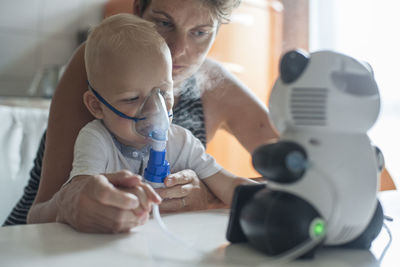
left=309, top=0, right=400, bottom=194
left=0, top=0, right=398, bottom=222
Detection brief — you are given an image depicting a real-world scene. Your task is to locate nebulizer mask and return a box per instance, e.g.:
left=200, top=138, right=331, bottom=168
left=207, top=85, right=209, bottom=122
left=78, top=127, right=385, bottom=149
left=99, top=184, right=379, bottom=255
left=136, top=88, right=172, bottom=188
left=89, top=84, right=171, bottom=188
left=135, top=88, right=170, bottom=143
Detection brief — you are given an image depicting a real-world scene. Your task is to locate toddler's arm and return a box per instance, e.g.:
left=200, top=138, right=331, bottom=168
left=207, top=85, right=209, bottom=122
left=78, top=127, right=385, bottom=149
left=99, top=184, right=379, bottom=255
left=202, top=169, right=258, bottom=205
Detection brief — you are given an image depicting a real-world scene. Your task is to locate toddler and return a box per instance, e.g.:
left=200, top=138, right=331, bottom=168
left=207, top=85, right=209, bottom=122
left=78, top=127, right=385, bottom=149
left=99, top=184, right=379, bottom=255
left=70, top=13, right=255, bottom=225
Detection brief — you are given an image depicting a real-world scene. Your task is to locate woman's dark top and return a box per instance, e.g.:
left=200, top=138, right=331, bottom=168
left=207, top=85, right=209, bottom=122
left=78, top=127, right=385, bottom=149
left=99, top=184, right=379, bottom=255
left=3, top=76, right=206, bottom=225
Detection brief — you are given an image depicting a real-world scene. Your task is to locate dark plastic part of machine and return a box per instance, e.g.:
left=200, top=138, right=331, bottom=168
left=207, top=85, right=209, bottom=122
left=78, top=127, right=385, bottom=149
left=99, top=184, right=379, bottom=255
left=226, top=183, right=268, bottom=243
left=280, top=50, right=310, bottom=83
left=238, top=188, right=323, bottom=257
left=252, top=141, right=307, bottom=184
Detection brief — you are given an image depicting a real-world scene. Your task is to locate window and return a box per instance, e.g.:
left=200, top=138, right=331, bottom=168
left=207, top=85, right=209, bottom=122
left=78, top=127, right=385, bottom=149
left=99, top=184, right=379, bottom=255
left=310, top=0, right=400, bottom=187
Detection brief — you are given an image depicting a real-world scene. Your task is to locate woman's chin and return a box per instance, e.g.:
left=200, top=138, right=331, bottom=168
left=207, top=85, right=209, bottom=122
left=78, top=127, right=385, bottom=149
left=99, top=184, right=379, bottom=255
left=172, top=74, right=184, bottom=86
left=173, top=70, right=191, bottom=85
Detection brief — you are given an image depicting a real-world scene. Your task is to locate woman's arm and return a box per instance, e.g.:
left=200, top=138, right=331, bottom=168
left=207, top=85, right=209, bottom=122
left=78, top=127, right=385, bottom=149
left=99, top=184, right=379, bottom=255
left=30, top=172, right=160, bottom=233
left=201, top=58, right=279, bottom=153
left=157, top=59, right=278, bottom=213
left=28, top=43, right=93, bottom=222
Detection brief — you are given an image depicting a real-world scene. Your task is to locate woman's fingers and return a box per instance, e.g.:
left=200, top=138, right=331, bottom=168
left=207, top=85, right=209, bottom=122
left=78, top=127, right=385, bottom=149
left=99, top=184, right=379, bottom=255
left=122, top=186, right=148, bottom=216
left=141, top=182, right=162, bottom=204
left=87, top=175, right=140, bottom=210
left=119, top=183, right=162, bottom=211
left=158, top=198, right=188, bottom=212
left=105, top=170, right=142, bottom=188
left=56, top=174, right=152, bottom=233
left=70, top=201, right=144, bottom=233
left=100, top=204, right=149, bottom=232
left=107, top=170, right=162, bottom=206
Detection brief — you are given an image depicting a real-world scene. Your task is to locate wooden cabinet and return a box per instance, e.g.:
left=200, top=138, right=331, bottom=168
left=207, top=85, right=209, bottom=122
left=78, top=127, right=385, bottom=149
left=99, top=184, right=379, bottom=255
left=206, top=0, right=283, bottom=177
left=104, top=0, right=134, bottom=17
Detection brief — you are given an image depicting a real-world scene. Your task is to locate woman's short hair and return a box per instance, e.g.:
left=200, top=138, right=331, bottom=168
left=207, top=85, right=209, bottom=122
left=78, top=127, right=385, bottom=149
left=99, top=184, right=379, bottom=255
left=139, top=0, right=241, bottom=23
left=85, top=13, right=165, bottom=81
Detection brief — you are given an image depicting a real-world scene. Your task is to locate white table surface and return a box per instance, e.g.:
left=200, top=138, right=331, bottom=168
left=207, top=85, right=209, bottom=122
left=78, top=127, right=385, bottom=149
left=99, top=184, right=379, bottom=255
left=0, top=190, right=398, bottom=267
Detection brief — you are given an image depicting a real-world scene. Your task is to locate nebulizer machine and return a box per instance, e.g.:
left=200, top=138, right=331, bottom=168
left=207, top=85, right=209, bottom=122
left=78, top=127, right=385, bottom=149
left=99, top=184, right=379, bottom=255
left=226, top=50, right=386, bottom=260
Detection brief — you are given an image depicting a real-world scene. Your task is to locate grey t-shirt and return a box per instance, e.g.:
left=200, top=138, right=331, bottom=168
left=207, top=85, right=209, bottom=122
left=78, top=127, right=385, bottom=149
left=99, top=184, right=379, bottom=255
left=69, top=120, right=221, bottom=181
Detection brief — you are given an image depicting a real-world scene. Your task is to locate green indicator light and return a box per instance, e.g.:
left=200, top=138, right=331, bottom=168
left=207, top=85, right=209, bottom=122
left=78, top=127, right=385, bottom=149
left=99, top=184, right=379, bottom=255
left=309, top=218, right=326, bottom=240
left=314, top=222, right=325, bottom=236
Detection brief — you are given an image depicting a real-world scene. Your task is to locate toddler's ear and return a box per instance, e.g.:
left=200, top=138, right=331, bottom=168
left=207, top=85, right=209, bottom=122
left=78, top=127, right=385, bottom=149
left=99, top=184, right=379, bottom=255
left=83, top=90, right=104, bottom=119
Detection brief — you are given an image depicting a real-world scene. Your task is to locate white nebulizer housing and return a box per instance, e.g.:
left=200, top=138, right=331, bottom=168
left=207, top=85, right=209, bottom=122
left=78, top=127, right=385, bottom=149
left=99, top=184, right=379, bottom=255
left=269, top=50, right=382, bottom=244
left=227, top=50, right=384, bottom=258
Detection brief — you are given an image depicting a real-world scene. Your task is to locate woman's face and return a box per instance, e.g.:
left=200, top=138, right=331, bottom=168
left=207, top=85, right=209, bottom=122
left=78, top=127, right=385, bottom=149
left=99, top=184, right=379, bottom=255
left=141, top=0, right=219, bottom=86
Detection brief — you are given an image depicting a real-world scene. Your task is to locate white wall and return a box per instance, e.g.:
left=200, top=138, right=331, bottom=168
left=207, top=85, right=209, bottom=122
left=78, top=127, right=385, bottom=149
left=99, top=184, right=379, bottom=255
left=310, top=0, right=400, bottom=187
left=0, top=0, right=106, bottom=96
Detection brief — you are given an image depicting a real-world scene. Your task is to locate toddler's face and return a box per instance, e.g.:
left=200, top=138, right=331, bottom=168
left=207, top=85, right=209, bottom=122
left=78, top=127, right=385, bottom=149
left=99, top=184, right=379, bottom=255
left=95, top=46, right=173, bottom=148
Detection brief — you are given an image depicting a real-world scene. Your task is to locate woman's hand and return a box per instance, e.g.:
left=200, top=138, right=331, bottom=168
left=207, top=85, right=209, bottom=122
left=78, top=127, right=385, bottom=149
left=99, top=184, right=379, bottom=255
left=55, top=170, right=161, bottom=233
left=155, top=170, right=227, bottom=212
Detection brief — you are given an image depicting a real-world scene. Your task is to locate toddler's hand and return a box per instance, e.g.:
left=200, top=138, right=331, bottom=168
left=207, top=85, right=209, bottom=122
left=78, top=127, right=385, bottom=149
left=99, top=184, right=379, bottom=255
left=155, top=170, right=225, bottom=212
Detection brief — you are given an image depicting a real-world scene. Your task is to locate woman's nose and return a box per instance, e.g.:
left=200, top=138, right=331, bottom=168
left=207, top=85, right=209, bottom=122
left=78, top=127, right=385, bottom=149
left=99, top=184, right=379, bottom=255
left=168, top=31, right=187, bottom=59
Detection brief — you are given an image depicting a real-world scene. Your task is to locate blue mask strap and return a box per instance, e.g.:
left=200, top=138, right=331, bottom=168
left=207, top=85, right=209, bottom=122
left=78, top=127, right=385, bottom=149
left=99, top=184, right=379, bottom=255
left=87, top=81, right=145, bottom=122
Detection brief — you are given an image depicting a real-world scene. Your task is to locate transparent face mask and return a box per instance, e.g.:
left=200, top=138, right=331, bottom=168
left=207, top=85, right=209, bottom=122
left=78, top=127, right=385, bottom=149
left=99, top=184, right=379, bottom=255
left=135, top=88, right=171, bottom=141
left=88, top=82, right=172, bottom=142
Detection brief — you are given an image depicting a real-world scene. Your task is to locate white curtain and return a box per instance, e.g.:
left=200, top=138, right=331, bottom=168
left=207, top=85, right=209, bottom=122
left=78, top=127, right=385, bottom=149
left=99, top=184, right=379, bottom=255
left=0, top=105, right=48, bottom=223
left=309, top=0, right=400, bottom=187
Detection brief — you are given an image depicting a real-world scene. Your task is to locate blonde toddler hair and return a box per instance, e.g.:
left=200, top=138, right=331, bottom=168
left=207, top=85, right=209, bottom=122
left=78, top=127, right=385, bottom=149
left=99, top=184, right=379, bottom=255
left=85, top=13, right=166, bottom=85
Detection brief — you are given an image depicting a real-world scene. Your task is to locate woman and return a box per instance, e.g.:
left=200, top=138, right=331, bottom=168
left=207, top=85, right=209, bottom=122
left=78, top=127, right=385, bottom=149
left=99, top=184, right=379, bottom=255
left=4, top=0, right=278, bottom=232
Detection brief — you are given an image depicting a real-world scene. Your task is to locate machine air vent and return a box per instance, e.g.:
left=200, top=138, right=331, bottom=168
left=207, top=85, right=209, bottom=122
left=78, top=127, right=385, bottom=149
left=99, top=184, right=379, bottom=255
left=290, top=87, right=328, bottom=126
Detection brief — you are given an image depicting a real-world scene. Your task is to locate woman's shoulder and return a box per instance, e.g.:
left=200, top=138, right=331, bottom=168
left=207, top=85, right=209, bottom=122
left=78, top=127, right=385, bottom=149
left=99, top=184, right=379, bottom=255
left=197, top=58, right=273, bottom=142
left=199, top=58, right=254, bottom=100
left=199, top=58, right=237, bottom=86
left=198, top=58, right=264, bottom=115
